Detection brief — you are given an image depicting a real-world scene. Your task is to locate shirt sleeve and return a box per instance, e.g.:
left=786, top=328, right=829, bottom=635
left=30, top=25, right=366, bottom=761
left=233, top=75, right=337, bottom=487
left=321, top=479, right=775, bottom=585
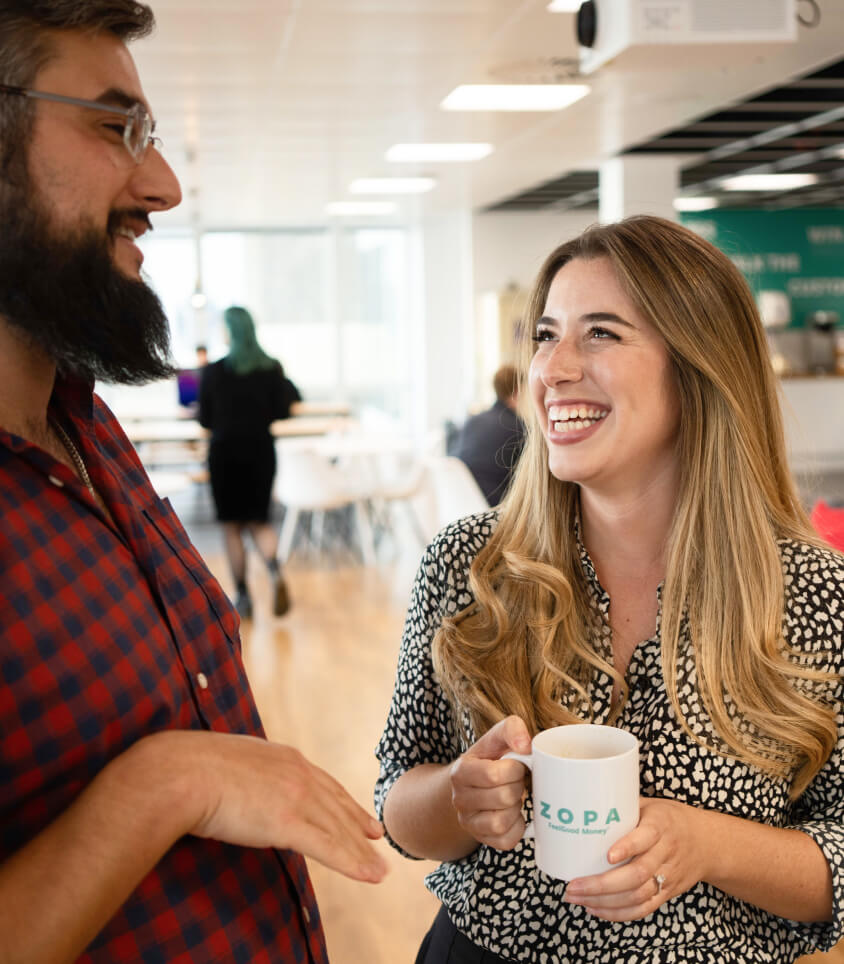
left=374, top=516, right=492, bottom=857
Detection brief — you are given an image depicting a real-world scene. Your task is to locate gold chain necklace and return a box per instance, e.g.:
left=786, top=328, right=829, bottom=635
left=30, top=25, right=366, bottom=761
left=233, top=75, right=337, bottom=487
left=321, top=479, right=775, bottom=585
left=50, top=419, right=96, bottom=497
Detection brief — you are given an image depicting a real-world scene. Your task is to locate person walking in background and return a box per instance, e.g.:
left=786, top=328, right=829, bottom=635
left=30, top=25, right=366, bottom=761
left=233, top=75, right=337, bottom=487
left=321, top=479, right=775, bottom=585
left=376, top=216, right=844, bottom=963
left=199, top=305, right=301, bottom=620
left=0, top=5, right=386, bottom=961
left=453, top=363, right=525, bottom=505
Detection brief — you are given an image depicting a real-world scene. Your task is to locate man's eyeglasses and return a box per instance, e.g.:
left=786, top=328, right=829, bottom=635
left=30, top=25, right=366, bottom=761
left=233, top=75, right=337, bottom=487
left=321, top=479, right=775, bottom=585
left=0, top=84, right=160, bottom=164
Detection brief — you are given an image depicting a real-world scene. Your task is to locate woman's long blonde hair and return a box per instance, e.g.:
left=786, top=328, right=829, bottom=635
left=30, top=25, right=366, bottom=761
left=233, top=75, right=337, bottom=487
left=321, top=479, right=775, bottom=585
left=433, top=215, right=838, bottom=798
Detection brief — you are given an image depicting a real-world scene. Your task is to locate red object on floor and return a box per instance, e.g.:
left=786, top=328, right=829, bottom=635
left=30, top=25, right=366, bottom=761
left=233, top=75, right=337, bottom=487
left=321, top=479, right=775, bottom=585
left=810, top=500, right=844, bottom=552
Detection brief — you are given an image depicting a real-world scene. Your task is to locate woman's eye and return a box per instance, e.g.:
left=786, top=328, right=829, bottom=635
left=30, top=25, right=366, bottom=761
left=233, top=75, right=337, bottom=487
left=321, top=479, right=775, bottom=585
left=103, top=122, right=126, bottom=137
left=531, top=328, right=555, bottom=343
left=589, top=326, right=620, bottom=341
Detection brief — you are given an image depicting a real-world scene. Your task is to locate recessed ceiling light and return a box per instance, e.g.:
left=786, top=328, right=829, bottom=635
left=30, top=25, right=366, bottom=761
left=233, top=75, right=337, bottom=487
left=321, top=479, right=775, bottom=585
left=547, top=0, right=583, bottom=10
left=386, top=143, right=494, bottom=162
left=325, top=201, right=397, bottom=216
left=349, top=177, right=436, bottom=194
left=441, top=84, right=590, bottom=112
left=719, top=173, right=819, bottom=191
left=674, top=196, right=718, bottom=212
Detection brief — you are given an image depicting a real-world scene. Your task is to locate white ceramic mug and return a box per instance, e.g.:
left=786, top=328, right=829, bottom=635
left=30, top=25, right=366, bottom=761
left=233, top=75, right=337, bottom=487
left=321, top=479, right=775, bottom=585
left=503, top=723, right=640, bottom=881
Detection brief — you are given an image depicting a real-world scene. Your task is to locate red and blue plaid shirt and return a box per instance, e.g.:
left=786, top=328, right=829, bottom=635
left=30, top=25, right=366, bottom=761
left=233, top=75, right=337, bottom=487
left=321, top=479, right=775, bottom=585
left=0, top=375, right=328, bottom=963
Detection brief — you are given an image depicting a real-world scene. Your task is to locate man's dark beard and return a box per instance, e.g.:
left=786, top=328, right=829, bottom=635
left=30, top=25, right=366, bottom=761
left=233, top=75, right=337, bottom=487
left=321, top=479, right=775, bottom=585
left=0, top=200, right=175, bottom=385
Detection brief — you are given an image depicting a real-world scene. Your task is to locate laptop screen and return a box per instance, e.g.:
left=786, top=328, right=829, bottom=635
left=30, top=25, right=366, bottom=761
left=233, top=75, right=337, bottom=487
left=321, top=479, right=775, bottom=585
left=176, top=368, right=201, bottom=408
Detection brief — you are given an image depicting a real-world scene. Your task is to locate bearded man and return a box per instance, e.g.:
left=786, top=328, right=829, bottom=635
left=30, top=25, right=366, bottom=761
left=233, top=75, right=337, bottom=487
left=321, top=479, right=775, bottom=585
left=0, top=4, right=385, bottom=962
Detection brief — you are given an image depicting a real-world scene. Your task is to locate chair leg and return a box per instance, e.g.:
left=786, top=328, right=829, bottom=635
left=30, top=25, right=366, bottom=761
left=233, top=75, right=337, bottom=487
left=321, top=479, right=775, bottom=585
left=402, top=499, right=429, bottom=549
left=278, top=507, right=299, bottom=562
left=312, top=510, right=326, bottom=556
left=354, top=500, right=377, bottom=566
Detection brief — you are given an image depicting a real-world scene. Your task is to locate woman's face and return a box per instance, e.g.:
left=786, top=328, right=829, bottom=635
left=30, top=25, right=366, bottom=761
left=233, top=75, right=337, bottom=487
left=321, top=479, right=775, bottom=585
left=528, top=256, right=681, bottom=502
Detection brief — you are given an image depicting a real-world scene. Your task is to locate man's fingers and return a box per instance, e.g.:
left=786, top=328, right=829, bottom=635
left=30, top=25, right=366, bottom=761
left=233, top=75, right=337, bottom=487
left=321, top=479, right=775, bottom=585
left=291, top=770, right=389, bottom=882
left=310, top=765, right=384, bottom=838
left=292, top=817, right=389, bottom=883
left=302, top=765, right=386, bottom=858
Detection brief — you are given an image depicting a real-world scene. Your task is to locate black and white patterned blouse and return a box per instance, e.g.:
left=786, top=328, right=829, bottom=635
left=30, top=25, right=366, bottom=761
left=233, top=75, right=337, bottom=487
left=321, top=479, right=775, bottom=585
left=375, top=510, right=844, bottom=963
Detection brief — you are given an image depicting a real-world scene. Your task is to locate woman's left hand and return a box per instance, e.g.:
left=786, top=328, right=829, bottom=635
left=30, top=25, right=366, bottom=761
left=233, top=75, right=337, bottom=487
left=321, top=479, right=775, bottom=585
left=563, top=796, right=711, bottom=921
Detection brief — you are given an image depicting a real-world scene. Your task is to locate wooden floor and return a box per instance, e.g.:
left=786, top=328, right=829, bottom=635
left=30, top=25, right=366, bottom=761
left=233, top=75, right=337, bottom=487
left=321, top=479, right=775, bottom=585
left=189, top=519, right=843, bottom=964
left=203, top=539, right=440, bottom=964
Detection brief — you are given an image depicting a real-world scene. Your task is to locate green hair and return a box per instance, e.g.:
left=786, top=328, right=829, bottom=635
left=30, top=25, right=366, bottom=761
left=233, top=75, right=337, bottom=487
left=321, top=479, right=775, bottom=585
left=223, top=306, right=277, bottom=376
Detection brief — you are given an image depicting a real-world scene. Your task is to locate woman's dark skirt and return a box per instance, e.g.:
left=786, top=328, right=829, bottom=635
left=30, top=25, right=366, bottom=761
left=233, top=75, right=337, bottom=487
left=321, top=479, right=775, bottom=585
left=208, top=434, right=276, bottom=523
left=416, top=906, right=516, bottom=964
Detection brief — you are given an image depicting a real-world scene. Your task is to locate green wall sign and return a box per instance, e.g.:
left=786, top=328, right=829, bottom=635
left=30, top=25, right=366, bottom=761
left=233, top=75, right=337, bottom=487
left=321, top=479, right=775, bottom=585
left=680, top=209, right=844, bottom=329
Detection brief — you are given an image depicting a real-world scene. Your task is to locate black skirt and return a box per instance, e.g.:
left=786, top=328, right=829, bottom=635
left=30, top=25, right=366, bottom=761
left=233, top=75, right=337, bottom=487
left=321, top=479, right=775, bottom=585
left=416, top=906, right=516, bottom=964
left=208, top=434, right=276, bottom=523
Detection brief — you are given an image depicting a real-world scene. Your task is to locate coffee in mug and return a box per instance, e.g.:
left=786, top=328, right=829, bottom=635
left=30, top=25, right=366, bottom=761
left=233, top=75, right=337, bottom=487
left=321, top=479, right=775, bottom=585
left=503, top=723, right=639, bottom=880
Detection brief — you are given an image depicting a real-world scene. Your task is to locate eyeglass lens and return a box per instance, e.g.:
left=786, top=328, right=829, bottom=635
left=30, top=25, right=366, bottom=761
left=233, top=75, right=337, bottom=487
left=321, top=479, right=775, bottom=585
left=125, top=103, right=152, bottom=162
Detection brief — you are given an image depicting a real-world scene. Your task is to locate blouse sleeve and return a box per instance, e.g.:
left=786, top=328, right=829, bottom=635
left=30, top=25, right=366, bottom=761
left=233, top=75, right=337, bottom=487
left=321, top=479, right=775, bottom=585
left=784, top=704, right=844, bottom=951
left=373, top=514, right=495, bottom=857
left=780, top=544, right=844, bottom=951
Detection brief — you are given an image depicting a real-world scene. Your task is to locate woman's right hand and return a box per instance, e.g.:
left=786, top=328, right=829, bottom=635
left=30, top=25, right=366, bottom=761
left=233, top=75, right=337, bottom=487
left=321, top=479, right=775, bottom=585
left=448, top=715, right=533, bottom=850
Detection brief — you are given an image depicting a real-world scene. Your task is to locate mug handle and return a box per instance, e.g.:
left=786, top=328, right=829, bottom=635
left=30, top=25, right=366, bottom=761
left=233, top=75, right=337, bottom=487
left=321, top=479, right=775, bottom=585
left=502, top=750, right=535, bottom=840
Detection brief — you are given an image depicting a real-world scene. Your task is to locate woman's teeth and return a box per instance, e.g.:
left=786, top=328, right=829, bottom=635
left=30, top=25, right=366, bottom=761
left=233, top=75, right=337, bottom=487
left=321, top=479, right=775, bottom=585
left=548, top=405, right=608, bottom=432
left=115, top=227, right=137, bottom=242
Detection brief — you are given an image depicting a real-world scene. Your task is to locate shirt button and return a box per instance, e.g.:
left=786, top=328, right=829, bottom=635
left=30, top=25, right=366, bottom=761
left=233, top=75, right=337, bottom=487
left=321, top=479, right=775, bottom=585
left=196, top=672, right=209, bottom=690
left=48, top=475, right=64, bottom=487
left=302, top=906, right=311, bottom=925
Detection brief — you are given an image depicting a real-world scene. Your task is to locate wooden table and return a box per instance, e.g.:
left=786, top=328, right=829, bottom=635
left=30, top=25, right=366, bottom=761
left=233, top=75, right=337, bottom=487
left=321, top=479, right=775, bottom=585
left=124, top=415, right=353, bottom=445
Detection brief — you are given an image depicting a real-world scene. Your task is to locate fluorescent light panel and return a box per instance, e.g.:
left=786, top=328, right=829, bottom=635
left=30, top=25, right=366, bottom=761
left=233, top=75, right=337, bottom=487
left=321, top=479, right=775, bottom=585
left=386, top=143, right=493, bottom=162
left=325, top=201, right=397, bottom=216
left=719, top=173, right=819, bottom=191
left=674, top=196, right=718, bottom=212
left=441, top=84, right=590, bottom=112
left=547, top=0, right=583, bottom=10
left=349, top=177, right=436, bottom=194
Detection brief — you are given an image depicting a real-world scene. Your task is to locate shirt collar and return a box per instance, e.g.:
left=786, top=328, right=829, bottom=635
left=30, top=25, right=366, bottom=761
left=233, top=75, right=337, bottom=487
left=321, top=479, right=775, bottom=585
left=49, top=371, right=96, bottom=430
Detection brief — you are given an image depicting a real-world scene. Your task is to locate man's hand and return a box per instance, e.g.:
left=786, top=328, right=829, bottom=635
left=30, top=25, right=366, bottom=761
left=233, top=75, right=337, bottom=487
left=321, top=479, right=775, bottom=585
left=136, top=730, right=388, bottom=884
left=449, top=715, right=532, bottom=850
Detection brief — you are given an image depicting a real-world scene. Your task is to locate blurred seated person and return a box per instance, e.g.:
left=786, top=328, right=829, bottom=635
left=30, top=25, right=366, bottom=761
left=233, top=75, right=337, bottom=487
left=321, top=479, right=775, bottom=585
left=453, top=364, right=525, bottom=505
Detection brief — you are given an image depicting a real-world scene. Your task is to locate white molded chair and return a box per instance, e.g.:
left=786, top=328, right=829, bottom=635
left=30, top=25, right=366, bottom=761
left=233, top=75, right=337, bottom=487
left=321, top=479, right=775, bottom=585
left=275, top=446, right=376, bottom=565
left=412, top=455, right=489, bottom=543
left=370, top=458, right=430, bottom=552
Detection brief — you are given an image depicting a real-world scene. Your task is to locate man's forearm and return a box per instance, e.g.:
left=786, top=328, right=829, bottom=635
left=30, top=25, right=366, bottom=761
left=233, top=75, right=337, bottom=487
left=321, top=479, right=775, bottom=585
left=0, top=734, right=198, bottom=964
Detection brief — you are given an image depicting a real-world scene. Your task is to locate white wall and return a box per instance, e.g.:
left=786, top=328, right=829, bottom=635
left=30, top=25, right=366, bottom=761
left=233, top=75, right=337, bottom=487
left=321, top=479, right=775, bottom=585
left=781, top=377, right=844, bottom=473
left=463, top=209, right=598, bottom=409
left=411, top=211, right=475, bottom=441
left=472, top=210, right=598, bottom=298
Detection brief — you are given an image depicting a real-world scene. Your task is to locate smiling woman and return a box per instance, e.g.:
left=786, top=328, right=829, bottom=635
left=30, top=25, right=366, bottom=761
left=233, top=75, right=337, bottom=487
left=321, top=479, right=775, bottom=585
left=375, top=215, right=844, bottom=964
left=528, top=255, right=681, bottom=502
